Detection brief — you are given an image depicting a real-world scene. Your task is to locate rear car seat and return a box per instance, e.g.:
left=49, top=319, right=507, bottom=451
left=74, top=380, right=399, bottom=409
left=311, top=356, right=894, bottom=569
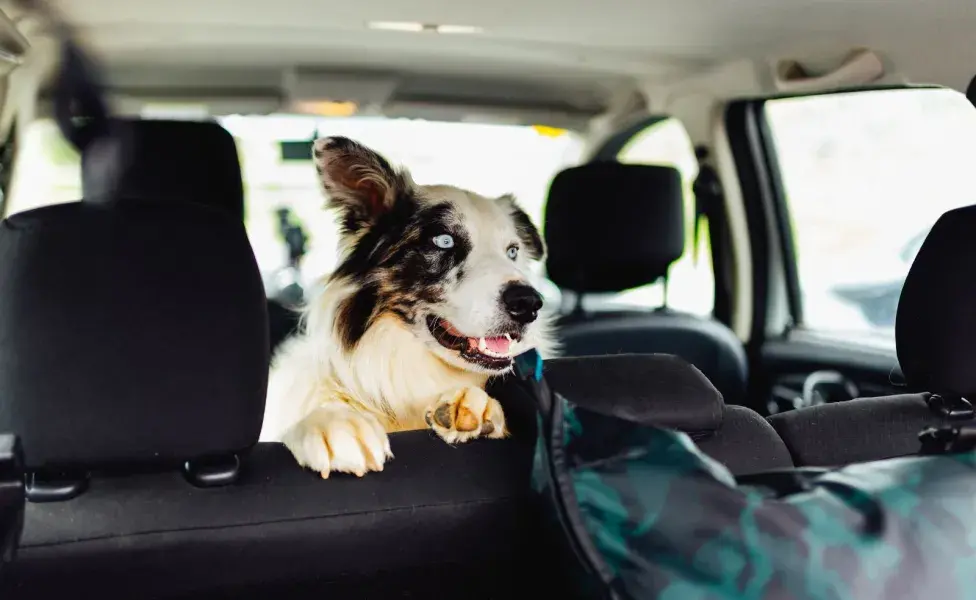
left=0, top=120, right=563, bottom=599
left=0, top=118, right=793, bottom=598
left=768, top=204, right=976, bottom=466
left=544, top=162, right=748, bottom=404
left=0, top=194, right=556, bottom=599
left=79, top=117, right=302, bottom=354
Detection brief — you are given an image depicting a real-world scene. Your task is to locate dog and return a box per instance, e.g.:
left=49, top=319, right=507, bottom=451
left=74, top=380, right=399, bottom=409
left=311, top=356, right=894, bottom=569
left=260, top=136, right=555, bottom=478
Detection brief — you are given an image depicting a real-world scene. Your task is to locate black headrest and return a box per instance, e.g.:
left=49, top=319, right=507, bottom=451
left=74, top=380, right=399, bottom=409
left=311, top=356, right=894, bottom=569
left=0, top=200, right=269, bottom=469
left=541, top=354, right=723, bottom=432
left=82, top=118, right=244, bottom=220
left=544, top=162, right=685, bottom=294
left=896, top=205, right=976, bottom=398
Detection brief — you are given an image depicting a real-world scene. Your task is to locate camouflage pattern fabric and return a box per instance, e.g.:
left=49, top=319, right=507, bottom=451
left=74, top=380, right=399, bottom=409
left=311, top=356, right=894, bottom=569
left=515, top=351, right=976, bottom=600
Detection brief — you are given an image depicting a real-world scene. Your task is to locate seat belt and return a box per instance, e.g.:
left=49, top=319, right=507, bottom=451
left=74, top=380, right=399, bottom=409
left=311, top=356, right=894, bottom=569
left=692, top=145, right=733, bottom=325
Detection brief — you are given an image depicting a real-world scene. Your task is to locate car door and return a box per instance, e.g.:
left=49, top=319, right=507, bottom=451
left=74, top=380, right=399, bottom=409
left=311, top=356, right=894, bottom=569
left=724, top=86, right=976, bottom=416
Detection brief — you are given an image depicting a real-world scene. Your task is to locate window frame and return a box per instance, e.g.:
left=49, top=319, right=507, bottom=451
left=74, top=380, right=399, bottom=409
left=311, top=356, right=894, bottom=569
left=0, top=123, right=16, bottom=218
left=726, top=84, right=944, bottom=350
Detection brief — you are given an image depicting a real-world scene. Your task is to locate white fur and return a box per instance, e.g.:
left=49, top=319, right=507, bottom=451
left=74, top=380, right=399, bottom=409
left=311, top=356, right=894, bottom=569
left=260, top=144, right=555, bottom=478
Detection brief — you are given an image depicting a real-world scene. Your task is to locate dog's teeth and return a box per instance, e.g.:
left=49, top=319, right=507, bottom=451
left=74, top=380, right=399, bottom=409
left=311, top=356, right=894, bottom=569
left=478, top=337, right=488, bottom=352
left=505, top=333, right=512, bottom=342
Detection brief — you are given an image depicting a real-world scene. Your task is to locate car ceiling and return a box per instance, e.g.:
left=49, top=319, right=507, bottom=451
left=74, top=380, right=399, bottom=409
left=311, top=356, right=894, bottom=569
left=4, top=0, right=976, bottom=131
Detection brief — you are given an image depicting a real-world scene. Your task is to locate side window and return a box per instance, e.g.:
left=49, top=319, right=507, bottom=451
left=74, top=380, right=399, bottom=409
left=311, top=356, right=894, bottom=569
left=765, top=88, right=976, bottom=345
left=5, top=119, right=81, bottom=216
left=613, top=117, right=715, bottom=317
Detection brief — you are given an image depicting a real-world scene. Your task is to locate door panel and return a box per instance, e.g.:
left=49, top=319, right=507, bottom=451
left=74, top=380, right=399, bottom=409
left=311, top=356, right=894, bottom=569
left=759, top=336, right=905, bottom=416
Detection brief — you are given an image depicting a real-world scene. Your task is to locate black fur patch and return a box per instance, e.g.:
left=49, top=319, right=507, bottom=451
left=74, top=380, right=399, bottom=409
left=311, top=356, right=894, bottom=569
left=332, top=196, right=471, bottom=350
left=336, top=284, right=379, bottom=349
left=502, top=195, right=545, bottom=260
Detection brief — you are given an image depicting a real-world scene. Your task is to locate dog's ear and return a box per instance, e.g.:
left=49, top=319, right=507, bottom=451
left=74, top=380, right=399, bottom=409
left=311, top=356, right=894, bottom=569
left=499, top=194, right=546, bottom=261
left=312, top=136, right=412, bottom=225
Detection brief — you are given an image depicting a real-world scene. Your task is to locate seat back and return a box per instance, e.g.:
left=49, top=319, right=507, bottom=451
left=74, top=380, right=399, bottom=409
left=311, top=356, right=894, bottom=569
left=543, top=162, right=748, bottom=403
left=770, top=205, right=976, bottom=466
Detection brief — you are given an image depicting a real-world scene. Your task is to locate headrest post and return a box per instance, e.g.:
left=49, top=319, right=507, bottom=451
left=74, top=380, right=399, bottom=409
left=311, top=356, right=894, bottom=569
left=571, top=292, right=585, bottom=317
left=183, top=454, right=242, bottom=488
left=660, top=271, right=670, bottom=311
left=25, top=469, right=89, bottom=503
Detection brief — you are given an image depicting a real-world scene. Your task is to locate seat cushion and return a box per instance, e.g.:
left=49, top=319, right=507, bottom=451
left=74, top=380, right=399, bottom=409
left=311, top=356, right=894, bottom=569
left=3, top=434, right=557, bottom=599
left=698, top=406, right=793, bottom=474
left=768, top=394, right=939, bottom=467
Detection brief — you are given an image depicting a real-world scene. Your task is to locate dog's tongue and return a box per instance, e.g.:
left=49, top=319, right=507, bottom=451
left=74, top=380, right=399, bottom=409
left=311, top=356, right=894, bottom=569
left=466, top=335, right=511, bottom=354
left=484, top=336, right=511, bottom=354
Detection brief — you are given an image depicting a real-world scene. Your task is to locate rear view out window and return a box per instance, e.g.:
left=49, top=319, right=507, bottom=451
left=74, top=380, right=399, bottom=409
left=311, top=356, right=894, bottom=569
left=615, top=117, right=714, bottom=317
left=6, top=119, right=80, bottom=215
left=765, top=88, right=976, bottom=347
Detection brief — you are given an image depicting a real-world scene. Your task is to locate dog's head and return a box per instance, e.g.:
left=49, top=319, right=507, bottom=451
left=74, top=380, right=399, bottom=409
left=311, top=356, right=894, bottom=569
left=313, top=136, right=551, bottom=374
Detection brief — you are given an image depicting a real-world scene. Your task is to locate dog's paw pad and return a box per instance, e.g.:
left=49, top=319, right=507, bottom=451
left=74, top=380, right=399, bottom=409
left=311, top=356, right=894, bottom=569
left=284, top=405, right=392, bottom=478
left=426, top=387, right=507, bottom=444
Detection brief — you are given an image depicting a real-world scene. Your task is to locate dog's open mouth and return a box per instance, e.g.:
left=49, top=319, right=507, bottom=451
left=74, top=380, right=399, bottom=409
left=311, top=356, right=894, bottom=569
left=426, top=316, right=520, bottom=370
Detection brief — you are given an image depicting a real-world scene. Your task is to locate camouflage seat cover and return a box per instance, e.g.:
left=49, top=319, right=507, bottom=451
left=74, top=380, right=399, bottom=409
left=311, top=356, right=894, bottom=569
left=517, top=351, right=976, bottom=600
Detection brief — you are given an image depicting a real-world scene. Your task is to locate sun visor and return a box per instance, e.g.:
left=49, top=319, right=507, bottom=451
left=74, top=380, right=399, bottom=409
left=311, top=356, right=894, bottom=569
left=771, top=48, right=889, bottom=93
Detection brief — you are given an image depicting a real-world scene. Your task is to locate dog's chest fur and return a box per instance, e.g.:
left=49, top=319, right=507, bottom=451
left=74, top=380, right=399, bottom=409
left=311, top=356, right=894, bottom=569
left=336, top=313, right=489, bottom=431
left=260, top=285, right=489, bottom=441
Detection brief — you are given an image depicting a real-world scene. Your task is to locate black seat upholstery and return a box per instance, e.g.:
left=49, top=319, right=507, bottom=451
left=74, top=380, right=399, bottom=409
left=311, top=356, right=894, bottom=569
left=80, top=117, right=302, bottom=354
left=544, top=162, right=748, bottom=403
left=0, top=201, right=269, bottom=470
left=541, top=355, right=792, bottom=475
left=769, top=205, right=976, bottom=466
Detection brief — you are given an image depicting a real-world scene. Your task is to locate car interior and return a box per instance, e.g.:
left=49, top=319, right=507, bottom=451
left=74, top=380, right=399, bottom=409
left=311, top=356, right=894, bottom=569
left=0, top=0, right=975, bottom=597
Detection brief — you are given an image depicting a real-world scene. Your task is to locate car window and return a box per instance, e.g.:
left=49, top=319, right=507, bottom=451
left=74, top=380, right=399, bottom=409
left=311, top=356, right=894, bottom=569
left=764, top=87, right=976, bottom=347
left=611, top=117, right=714, bottom=317
left=6, top=119, right=81, bottom=215
left=218, top=114, right=585, bottom=299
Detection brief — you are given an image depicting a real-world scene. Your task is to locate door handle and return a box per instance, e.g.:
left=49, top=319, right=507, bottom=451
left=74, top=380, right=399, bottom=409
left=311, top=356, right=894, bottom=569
left=801, top=370, right=859, bottom=408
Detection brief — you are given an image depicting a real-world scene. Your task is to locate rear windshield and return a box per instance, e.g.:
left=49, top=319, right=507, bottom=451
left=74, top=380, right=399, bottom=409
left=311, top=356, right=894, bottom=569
left=5, top=115, right=584, bottom=302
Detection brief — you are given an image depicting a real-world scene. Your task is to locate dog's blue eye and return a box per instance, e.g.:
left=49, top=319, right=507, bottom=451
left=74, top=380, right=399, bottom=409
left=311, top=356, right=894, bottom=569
left=433, top=234, right=455, bottom=249
left=507, top=245, right=519, bottom=260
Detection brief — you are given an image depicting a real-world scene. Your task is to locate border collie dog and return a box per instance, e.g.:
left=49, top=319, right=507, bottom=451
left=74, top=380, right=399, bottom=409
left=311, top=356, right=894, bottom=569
left=260, top=136, right=555, bottom=477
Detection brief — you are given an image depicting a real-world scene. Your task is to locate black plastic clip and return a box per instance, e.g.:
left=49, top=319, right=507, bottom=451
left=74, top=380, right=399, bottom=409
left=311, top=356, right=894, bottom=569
left=25, top=469, right=89, bottom=503
left=918, top=425, right=976, bottom=455
left=926, top=394, right=975, bottom=420
left=183, top=454, right=241, bottom=488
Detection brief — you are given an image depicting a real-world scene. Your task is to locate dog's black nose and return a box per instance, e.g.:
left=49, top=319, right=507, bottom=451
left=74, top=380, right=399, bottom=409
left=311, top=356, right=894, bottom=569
left=502, top=283, right=544, bottom=324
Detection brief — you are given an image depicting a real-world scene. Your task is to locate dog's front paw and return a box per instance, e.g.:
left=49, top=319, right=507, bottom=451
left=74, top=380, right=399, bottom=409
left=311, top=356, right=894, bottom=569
left=425, top=387, right=507, bottom=444
left=281, top=404, right=392, bottom=478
